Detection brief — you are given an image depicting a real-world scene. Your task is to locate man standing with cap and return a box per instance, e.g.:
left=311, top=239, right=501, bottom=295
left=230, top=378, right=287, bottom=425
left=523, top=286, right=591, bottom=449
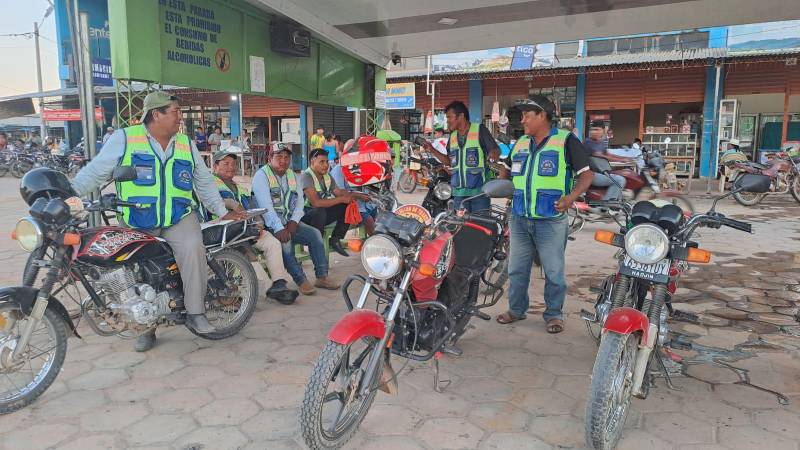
left=495, top=95, right=593, bottom=334
left=72, top=91, right=246, bottom=351
left=209, top=148, right=299, bottom=305
left=252, top=142, right=340, bottom=296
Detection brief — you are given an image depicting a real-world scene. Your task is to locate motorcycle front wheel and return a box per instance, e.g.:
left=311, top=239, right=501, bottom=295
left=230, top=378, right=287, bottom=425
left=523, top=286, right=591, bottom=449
left=301, top=338, right=384, bottom=450
left=0, top=304, right=68, bottom=414
left=398, top=171, right=417, bottom=194
left=733, top=191, right=767, bottom=206
left=10, top=161, right=31, bottom=178
left=585, top=332, right=639, bottom=450
left=790, top=175, right=800, bottom=204
left=193, top=248, right=258, bottom=340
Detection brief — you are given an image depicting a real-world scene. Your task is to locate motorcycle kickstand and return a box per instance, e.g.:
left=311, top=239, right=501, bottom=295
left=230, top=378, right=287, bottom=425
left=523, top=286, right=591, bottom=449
left=656, top=352, right=681, bottom=391
left=432, top=352, right=451, bottom=393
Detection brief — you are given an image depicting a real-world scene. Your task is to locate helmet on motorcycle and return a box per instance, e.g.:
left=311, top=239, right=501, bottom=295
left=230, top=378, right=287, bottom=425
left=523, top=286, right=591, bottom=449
left=20, top=167, right=78, bottom=206
left=341, top=135, right=393, bottom=187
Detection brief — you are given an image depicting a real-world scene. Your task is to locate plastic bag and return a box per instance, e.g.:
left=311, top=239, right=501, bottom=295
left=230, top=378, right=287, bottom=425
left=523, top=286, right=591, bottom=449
left=345, top=201, right=362, bottom=225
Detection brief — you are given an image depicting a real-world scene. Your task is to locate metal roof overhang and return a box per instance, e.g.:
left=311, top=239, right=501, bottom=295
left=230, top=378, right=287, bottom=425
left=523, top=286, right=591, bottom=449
left=246, top=0, right=800, bottom=66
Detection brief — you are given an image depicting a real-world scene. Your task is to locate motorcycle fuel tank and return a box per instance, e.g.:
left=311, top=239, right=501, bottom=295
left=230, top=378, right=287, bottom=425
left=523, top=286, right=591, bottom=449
left=76, top=227, right=171, bottom=266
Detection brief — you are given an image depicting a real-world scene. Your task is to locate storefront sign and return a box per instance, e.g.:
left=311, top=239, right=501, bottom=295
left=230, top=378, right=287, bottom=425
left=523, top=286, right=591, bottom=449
left=432, top=44, right=554, bottom=74
left=92, top=58, right=113, bottom=86
left=374, top=90, right=386, bottom=109
left=42, top=107, right=103, bottom=122
left=385, top=83, right=416, bottom=110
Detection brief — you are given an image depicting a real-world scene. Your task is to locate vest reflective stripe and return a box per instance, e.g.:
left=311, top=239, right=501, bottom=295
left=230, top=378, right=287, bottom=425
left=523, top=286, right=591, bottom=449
left=211, top=176, right=249, bottom=219
left=303, top=168, right=335, bottom=206
left=116, top=125, right=195, bottom=229
left=448, top=123, right=484, bottom=189
left=510, top=129, right=571, bottom=219
left=260, top=164, right=298, bottom=225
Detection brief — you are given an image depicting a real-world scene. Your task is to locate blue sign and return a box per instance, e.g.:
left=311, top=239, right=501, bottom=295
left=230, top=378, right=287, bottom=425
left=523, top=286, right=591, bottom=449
left=384, top=82, right=416, bottom=110
left=92, top=58, right=113, bottom=86
left=510, top=45, right=536, bottom=70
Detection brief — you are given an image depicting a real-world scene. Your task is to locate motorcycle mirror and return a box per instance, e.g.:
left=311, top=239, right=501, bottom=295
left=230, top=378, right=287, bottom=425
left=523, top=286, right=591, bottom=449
left=589, top=156, right=612, bottom=174
left=481, top=179, right=514, bottom=199
left=112, top=166, right=138, bottom=182
left=733, top=173, right=771, bottom=193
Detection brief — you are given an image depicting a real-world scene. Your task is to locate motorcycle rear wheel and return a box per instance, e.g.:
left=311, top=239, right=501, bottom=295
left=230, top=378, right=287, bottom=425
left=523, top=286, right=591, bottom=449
left=0, top=305, right=68, bottom=414
left=398, top=171, right=417, bottom=194
left=301, top=338, right=383, bottom=450
left=790, top=175, right=800, bottom=204
left=10, top=161, right=30, bottom=178
left=733, top=191, right=767, bottom=206
left=192, top=249, right=258, bottom=340
left=585, top=332, right=639, bottom=450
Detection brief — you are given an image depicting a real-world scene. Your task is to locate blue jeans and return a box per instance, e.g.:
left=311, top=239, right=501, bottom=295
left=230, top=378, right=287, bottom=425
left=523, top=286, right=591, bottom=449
left=507, top=214, right=569, bottom=321
left=278, top=221, right=328, bottom=284
left=453, top=195, right=491, bottom=213
left=592, top=173, right=626, bottom=201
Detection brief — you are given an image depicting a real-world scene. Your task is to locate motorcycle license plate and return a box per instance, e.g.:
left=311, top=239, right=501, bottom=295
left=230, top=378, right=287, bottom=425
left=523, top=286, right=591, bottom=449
left=409, top=161, right=421, bottom=170
left=619, top=256, right=670, bottom=283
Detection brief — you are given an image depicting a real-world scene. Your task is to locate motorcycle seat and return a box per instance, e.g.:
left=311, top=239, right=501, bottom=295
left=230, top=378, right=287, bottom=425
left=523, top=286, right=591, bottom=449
left=201, top=220, right=253, bottom=246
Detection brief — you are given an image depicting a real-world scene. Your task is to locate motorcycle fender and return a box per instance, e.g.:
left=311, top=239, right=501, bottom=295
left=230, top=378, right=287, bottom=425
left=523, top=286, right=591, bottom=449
left=602, top=307, right=649, bottom=344
left=0, top=286, right=80, bottom=338
left=327, top=309, right=385, bottom=345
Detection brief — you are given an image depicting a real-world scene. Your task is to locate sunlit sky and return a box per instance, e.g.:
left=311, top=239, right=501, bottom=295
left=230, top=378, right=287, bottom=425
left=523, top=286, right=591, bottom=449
left=0, top=0, right=60, bottom=98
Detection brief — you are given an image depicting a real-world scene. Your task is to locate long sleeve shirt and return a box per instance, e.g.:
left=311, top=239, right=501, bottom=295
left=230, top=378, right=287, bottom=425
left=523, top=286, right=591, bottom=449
left=72, top=127, right=227, bottom=219
left=251, top=167, right=305, bottom=233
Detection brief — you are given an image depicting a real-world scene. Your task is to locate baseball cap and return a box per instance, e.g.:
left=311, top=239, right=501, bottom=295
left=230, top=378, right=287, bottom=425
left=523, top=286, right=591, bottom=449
left=309, top=148, right=328, bottom=160
left=271, top=142, right=292, bottom=155
left=589, top=120, right=606, bottom=129
left=141, top=91, right=178, bottom=119
left=513, top=95, right=556, bottom=117
left=213, top=148, right=239, bottom=162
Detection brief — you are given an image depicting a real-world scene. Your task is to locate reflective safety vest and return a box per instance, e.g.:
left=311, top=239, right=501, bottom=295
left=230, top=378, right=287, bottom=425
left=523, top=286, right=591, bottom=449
left=510, top=129, right=571, bottom=219
left=117, top=124, right=195, bottom=229
left=259, top=164, right=298, bottom=225
left=448, top=123, right=485, bottom=191
left=303, top=168, right=335, bottom=206
left=209, top=175, right=249, bottom=219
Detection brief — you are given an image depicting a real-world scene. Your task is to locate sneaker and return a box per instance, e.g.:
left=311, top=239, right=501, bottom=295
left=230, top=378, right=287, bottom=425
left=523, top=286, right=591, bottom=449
left=315, top=277, right=341, bottom=290
left=134, top=329, right=156, bottom=352
left=185, top=314, right=216, bottom=334
left=298, top=280, right=316, bottom=295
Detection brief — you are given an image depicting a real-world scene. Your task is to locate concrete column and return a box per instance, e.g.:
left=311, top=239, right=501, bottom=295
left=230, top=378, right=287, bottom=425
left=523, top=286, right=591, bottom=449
left=299, top=105, right=308, bottom=170
left=700, top=64, right=725, bottom=178
left=468, top=78, right=483, bottom=123
left=575, top=70, right=587, bottom=141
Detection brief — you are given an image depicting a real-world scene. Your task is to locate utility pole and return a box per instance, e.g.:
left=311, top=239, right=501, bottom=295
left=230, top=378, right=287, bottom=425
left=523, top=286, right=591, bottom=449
left=33, top=22, right=47, bottom=142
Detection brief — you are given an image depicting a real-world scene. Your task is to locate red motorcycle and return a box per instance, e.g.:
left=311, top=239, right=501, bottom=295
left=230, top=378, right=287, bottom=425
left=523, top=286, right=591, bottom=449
left=727, top=149, right=800, bottom=206
left=300, top=180, right=512, bottom=449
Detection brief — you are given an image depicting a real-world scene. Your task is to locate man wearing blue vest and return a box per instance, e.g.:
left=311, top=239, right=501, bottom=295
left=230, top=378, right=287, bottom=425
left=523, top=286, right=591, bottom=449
left=72, top=92, right=245, bottom=351
left=423, top=101, right=501, bottom=212
left=251, top=143, right=340, bottom=296
left=495, top=96, right=593, bottom=334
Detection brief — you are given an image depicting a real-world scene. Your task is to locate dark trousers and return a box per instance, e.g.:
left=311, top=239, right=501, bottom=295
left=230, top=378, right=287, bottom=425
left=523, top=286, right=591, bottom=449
left=301, top=204, right=349, bottom=241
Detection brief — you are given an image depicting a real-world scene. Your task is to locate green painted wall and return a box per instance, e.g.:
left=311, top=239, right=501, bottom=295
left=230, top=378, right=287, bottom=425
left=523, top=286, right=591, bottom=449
left=109, top=0, right=374, bottom=107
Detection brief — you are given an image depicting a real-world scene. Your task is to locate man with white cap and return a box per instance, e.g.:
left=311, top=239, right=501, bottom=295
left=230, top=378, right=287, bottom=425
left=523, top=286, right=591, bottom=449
left=72, top=91, right=245, bottom=351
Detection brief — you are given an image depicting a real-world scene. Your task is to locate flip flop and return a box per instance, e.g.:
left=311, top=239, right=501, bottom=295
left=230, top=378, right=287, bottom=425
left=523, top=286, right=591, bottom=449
left=496, top=311, right=526, bottom=325
left=546, top=318, right=564, bottom=334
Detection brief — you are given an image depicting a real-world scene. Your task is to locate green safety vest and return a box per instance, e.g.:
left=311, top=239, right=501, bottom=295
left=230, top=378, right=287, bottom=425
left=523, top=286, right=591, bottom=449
left=209, top=175, right=249, bottom=220
left=259, top=164, right=298, bottom=225
left=510, top=129, right=571, bottom=219
left=303, top=168, right=335, bottom=206
left=117, top=124, right=195, bottom=229
left=448, top=123, right=485, bottom=194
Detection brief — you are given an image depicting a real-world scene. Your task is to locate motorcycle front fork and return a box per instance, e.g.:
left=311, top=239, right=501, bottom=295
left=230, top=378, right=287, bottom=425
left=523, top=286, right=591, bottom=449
left=11, top=260, right=61, bottom=361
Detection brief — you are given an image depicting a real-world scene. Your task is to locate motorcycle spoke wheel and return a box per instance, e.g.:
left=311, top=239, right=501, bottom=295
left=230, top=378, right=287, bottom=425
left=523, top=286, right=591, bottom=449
left=196, top=249, right=258, bottom=340
left=733, top=191, right=767, bottom=206
left=0, top=305, right=67, bottom=414
left=790, top=176, right=800, bottom=204
left=301, top=338, right=382, bottom=450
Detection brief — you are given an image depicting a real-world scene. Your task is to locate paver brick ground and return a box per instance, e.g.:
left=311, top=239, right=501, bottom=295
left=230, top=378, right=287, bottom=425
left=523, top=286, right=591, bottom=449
left=0, top=177, right=799, bottom=449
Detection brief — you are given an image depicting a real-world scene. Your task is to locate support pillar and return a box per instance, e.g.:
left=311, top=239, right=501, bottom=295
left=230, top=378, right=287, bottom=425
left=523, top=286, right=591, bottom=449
left=229, top=94, right=241, bottom=138
left=782, top=78, right=791, bottom=145
left=299, top=105, right=308, bottom=170
left=468, top=78, right=482, bottom=124
left=575, top=71, right=586, bottom=141
left=700, top=64, right=725, bottom=178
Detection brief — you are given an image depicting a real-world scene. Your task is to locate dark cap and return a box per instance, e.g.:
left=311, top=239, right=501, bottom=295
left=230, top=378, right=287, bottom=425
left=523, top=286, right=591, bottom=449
left=513, top=95, right=556, bottom=117
left=315, top=124, right=325, bottom=130
left=309, top=148, right=328, bottom=160
left=589, top=120, right=606, bottom=129
left=213, top=148, right=239, bottom=162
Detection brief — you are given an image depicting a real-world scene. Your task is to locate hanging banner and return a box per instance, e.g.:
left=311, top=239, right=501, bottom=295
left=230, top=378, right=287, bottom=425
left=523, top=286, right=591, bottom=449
left=92, top=58, right=113, bottom=86
left=42, top=107, right=104, bottom=121
left=384, top=82, right=416, bottom=110
left=432, top=44, right=555, bottom=74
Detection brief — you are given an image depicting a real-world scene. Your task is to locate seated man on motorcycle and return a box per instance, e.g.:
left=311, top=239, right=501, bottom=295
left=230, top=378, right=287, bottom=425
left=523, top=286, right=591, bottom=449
left=251, top=143, right=340, bottom=296
left=71, top=91, right=246, bottom=352
left=585, top=121, right=631, bottom=201
left=300, top=148, right=369, bottom=257
left=208, top=149, right=299, bottom=305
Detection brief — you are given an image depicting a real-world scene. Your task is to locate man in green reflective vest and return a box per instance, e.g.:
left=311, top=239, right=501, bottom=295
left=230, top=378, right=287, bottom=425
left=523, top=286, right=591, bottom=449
left=422, top=101, right=501, bottom=212
left=495, top=96, right=593, bottom=334
left=210, top=149, right=299, bottom=305
left=72, top=92, right=246, bottom=351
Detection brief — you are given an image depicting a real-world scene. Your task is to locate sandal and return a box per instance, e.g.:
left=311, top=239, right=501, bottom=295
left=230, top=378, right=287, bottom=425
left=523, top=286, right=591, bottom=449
left=546, top=318, right=564, bottom=334
left=496, top=311, right=526, bottom=325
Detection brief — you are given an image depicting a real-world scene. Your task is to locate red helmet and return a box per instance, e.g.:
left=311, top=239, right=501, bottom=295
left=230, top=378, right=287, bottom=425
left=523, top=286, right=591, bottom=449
left=341, top=135, right=393, bottom=187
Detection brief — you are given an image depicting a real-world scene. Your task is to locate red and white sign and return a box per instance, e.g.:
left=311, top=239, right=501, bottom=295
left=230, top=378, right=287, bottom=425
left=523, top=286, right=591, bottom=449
left=393, top=204, right=432, bottom=225
left=42, top=107, right=103, bottom=122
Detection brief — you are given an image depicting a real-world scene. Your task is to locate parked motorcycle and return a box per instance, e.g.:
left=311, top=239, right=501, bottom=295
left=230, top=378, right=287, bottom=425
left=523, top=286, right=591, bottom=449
left=299, top=180, right=513, bottom=449
left=0, top=167, right=260, bottom=414
left=580, top=156, right=771, bottom=449
left=726, top=149, right=800, bottom=206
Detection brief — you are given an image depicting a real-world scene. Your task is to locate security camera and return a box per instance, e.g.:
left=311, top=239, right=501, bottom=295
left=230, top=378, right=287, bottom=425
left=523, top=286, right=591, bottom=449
left=391, top=53, right=402, bottom=65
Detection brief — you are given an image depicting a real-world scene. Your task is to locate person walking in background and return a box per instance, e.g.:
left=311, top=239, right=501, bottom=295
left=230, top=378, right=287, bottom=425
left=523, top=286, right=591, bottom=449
left=310, top=125, right=325, bottom=150
left=194, top=126, right=207, bottom=152
left=208, top=126, right=223, bottom=153
left=322, top=132, right=337, bottom=161
left=585, top=120, right=630, bottom=201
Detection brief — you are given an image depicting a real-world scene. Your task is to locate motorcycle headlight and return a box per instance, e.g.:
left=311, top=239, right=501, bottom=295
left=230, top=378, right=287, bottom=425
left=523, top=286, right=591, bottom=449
left=433, top=182, right=452, bottom=200
left=624, top=224, right=669, bottom=265
left=14, top=217, right=44, bottom=252
left=361, top=235, right=403, bottom=280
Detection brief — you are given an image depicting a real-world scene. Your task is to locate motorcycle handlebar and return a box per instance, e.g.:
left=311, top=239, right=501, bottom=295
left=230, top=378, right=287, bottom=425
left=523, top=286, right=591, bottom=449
left=719, top=216, right=753, bottom=233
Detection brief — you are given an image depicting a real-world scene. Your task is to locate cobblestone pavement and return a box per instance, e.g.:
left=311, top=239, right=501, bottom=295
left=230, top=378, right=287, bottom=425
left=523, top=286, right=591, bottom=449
left=0, top=176, right=799, bottom=450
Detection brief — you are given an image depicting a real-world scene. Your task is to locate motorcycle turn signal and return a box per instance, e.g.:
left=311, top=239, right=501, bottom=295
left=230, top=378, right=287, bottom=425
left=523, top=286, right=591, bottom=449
left=594, top=230, right=624, bottom=248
